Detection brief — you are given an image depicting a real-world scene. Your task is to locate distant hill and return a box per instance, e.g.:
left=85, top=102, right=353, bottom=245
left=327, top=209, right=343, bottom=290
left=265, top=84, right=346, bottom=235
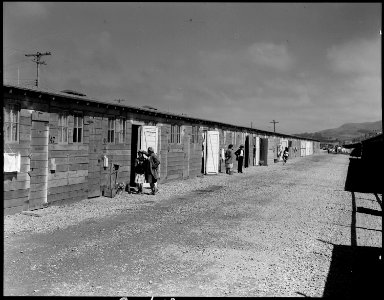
left=295, top=120, right=382, bottom=142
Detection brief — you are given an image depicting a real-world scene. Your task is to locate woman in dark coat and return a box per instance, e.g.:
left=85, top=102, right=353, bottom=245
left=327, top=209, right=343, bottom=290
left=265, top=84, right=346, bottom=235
left=225, top=144, right=235, bottom=175
left=143, top=147, right=160, bottom=195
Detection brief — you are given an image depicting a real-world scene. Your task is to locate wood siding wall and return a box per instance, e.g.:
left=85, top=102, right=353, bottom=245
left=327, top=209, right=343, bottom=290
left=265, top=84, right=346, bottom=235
left=3, top=90, right=321, bottom=215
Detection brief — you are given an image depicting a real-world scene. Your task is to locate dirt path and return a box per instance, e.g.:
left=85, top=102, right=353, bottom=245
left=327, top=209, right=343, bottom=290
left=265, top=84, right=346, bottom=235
left=4, top=153, right=382, bottom=296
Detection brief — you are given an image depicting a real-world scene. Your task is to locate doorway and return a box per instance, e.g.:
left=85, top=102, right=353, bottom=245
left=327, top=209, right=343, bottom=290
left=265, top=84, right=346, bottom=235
left=130, top=124, right=140, bottom=186
left=244, top=135, right=250, bottom=168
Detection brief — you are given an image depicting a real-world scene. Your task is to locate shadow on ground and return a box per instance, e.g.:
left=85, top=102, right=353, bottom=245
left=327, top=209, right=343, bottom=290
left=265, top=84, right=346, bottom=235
left=344, top=157, right=383, bottom=194
left=321, top=157, right=383, bottom=298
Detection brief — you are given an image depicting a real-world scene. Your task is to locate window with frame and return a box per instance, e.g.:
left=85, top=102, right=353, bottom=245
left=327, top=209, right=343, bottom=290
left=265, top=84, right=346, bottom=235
left=58, top=113, right=68, bottom=144
left=3, top=106, right=19, bottom=143
left=171, top=125, right=181, bottom=144
left=73, top=114, right=83, bottom=143
left=108, top=118, right=115, bottom=143
left=116, top=118, right=126, bottom=143
left=191, top=126, right=199, bottom=144
left=176, top=125, right=181, bottom=143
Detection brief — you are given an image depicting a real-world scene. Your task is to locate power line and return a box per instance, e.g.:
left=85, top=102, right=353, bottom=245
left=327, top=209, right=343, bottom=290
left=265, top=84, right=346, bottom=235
left=25, top=51, right=52, bottom=87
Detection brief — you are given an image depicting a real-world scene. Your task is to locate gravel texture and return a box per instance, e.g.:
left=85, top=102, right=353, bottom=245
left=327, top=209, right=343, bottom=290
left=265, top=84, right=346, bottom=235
left=3, top=152, right=382, bottom=297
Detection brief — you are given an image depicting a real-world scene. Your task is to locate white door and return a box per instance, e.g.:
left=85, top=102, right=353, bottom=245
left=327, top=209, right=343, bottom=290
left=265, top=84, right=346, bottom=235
left=140, top=126, right=158, bottom=154
left=205, top=131, right=219, bottom=174
left=255, top=136, right=260, bottom=166
left=140, top=126, right=158, bottom=187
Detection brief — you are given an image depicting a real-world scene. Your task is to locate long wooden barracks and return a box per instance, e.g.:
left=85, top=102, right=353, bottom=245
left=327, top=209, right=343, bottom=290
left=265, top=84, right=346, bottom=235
left=3, top=84, right=320, bottom=215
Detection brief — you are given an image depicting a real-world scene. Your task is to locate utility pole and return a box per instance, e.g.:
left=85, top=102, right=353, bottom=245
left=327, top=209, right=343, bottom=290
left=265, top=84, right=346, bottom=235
left=270, top=120, right=279, bottom=133
left=25, top=51, right=51, bottom=87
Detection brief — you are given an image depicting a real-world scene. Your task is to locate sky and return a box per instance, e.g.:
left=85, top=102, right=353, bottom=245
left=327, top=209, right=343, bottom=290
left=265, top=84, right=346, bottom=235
left=3, top=2, right=382, bottom=134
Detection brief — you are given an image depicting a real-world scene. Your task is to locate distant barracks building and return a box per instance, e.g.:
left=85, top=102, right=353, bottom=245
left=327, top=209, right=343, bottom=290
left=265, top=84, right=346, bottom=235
left=3, top=84, right=320, bottom=215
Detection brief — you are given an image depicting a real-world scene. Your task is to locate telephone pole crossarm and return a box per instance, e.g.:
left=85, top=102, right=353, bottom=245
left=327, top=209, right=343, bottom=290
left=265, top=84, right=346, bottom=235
left=270, top=120, right=279, bottom=133
left=25, top=51, right=51, bottom=87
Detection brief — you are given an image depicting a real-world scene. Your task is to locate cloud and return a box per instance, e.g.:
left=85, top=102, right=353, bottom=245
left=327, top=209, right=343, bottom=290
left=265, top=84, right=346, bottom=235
left=327, top=38, right=380, bottom=76
left=246, top=42, right=294, bottom=71
left=4, top=2, right=51, bottom=18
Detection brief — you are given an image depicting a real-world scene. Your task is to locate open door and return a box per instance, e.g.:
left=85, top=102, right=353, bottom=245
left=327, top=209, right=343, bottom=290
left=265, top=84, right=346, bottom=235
left=140, top=126, right=159, bottom=188
left=244, top=135, right=250, bottom=168
left=130, top=124, right=140, bottom=186
left=255, top=136, right=260, bottom=166
left=260, top=138, right=268, bottom=166
left=205, top=131, right=219, bottom=174
left=140, top=126, right=158, bottom=153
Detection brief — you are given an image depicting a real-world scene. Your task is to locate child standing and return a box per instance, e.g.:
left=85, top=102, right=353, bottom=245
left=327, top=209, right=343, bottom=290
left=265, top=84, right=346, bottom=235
left=134, top=150, right=146, bottom=194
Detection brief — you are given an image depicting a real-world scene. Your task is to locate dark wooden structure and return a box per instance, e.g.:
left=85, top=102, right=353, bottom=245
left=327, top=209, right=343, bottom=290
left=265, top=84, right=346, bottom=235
left=3, top=84, right=320, bottom=214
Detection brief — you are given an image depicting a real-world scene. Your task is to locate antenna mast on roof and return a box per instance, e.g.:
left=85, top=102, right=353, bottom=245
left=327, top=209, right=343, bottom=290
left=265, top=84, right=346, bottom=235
left=25, top=51, right=51, bottom=87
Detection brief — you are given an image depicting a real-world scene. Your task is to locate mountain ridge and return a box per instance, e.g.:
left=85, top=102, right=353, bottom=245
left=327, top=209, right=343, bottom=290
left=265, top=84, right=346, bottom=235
left=295, top=120, right=382, bottom=142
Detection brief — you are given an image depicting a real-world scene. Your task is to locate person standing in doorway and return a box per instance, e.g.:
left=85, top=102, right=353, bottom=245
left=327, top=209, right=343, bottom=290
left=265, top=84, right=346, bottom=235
left=225, top=144, right=234, bottom=175
left=283, top=147, right=289, bottom=164
left=235, top=145, right=245, bottom=173
left=143, top=147, right=160, bottom=195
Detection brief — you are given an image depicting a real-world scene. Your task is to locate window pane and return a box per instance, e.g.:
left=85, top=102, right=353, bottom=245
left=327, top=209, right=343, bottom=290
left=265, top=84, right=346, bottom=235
left=73, top=128, right=77, bottom=143
left=63, top=127, right=67, bottom=142
left=5, top=123, right=11, bottom=141
left=3, top=108, right=9, bottom=122
left=12, top=123, right=17, bottom=141
left=58, top=127, right=62, bottom=143
left=78, top=128, right=82, bottom=143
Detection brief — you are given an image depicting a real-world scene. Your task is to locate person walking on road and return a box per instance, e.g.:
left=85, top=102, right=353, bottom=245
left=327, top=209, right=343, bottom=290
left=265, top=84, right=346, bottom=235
left=235, top=145, right=245, bottom=173
left=225, top=144, right=235, bottom=175
left=143, top=147, right=160, bottom=195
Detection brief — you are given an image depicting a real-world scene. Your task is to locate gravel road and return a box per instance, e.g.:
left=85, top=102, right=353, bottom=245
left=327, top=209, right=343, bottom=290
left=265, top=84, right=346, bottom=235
left=3, top=152, right=382, bottom=297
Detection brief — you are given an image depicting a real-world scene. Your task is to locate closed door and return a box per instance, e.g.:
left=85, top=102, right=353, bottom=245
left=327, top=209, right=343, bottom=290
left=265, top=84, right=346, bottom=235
left=183, top=134, right=190, bottom=178
left=301, top=141, right=306, bottom=157
left=88, top=117, right=102, bottom=198
left=29, top=120, right=49, bottom=210
left=205, top=131, right=219, bottom=174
